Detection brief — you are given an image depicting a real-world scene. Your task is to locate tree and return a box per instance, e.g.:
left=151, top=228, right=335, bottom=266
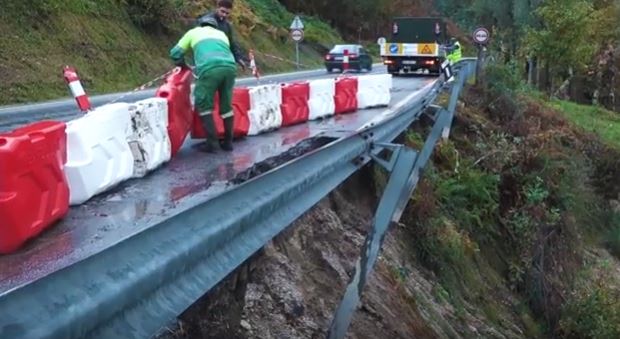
left=525, top=0, right=597, bottom=94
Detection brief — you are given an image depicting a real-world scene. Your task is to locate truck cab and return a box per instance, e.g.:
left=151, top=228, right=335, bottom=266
left=380, top=17, right=448, bottom=76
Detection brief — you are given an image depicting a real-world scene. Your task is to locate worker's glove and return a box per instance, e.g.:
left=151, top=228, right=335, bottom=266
left=173, top=61, right=191, bottom=72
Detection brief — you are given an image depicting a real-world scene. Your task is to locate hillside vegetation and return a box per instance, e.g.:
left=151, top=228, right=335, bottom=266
left=397, top=64, right=620, bottom=338
left=0, top=0, right=342, bottom=105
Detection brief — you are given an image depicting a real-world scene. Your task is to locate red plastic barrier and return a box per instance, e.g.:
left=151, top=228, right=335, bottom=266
left=280, top=82, right=310, bottom=126
left=190, top=88, right=251, bottom=139
left=0, top=121, right=69, bottom=254
left=334, top=76, right=358, bottom=114
left=156, top=67, right=194, bottom=157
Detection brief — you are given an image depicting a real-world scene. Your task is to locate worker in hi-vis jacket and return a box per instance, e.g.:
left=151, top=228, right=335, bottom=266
left=169, top=16, right=236, bottom=153
left=445, top=37, right=462, bottom=64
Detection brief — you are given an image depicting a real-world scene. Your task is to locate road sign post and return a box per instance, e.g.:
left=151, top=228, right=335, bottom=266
left=290, top=16, right=305, bottom=70
left=472, top=27, right=490, bottom=85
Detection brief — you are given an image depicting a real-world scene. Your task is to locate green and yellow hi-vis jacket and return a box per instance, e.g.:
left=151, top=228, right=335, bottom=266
left=170, top=26, right=236, bottom=76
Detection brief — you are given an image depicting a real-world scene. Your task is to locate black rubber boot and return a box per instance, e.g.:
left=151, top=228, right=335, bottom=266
left=199, top=114, right=219, bottom=153
left=220, top=117, right=234, bottom=152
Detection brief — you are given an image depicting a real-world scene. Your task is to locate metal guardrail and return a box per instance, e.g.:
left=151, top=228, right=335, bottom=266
left=0, top=60, right=475, bottom=339
left=327, top=60, right=475, bottom=338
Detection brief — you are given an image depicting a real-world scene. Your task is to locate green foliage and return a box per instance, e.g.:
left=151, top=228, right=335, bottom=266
left=503, top=173, right=560, bottom=291
left=405, top=130, right=425, bottom=149
left=549, top=100, right=620, bottom=149
left=0, top=0, right=118, bottom=18
left=485, top=61, right=524, bottom=96
left=0, top=0, right=343, bottom=104
left=483, top=62, right=526, bottom=119
left=246, top=0, right=291, bottom=27
left=302, top=17, right=342, bottom=48
left=525, top=0, right=597, bottom=73
left=0, top=0, right=178, bottom=104
left=435, top=162, right=500, bottom=241
left=121, top=0, right=189, bottom=29
left=246, top=0, right=340, bottom=48
left=524, top=177, right=549, bottom=205
left=246, top=0, right=342, bottom=53
left=559, top=266, right=620, bottom=338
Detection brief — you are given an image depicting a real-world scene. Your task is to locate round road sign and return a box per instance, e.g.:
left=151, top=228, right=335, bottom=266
left=473, top=27, right=490, bottom=44
left=291, top=29, right=304, bottom=42
left=377, top=37, right=386, bottom=45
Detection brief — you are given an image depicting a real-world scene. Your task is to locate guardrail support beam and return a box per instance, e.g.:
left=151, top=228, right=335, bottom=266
left=369, top=142, right=404, bottom=172
left=327, top=108, right=455, bottom=339
left=327, top=144, right=418, bottom=339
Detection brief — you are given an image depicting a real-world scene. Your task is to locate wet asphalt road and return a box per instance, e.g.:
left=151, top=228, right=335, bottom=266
left=0, top=68, right=437, bottom=295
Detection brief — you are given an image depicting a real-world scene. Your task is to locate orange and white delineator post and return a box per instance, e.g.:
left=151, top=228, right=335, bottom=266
left=249, top=49, right=260, bottom=80
left=63, top=66, right=91, bottom=113
left=342, top=49, right=350, bottom=73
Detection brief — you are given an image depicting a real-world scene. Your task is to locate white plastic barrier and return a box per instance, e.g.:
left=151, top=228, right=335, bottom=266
left=308, top=78, right=335, bottom=120
left=247, top=84, right=283, bottom=135
left=357, top=74, right=392, bottom=108
left=128, top=98, right=172, bottom=178
left=64, top=103, right=134, bottom=205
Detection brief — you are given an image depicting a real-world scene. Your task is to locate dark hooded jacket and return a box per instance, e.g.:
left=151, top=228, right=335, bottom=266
left=196, top=12, right=245, bottom=64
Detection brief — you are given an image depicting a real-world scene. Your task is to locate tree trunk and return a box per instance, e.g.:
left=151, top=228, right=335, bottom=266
left=593, top=51, right=605, bottom=106
left=528, top=56, right=535, bottom=86
left=554, top=67, right=573, bottom=100
left=544, top=62, right=552, bottom=94
left=537, top=60, right=551, bottom=93
left=610, top=48, right=617, bottom=111
left=537, top=59, right=544, bottom=91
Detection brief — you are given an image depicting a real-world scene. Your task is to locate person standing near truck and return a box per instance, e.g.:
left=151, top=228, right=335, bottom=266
left=169, top=16, right=237, bottom=153
left=446, top=37, right=462, bottom=64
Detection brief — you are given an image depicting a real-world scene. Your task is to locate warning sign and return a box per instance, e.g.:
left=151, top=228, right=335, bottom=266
left=419, top=44, right=436, bottom=55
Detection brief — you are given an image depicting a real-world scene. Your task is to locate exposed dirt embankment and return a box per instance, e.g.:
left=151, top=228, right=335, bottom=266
left=158, top=164, right=530, bottom=339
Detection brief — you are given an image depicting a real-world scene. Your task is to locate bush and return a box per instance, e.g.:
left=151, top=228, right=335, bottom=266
left=483, top=62, right=526, bottom=121
left=559, top=270, right=620, bottom=339
left=432, top=142, right=500, bottom=243
left=485, top=61, right=523, bottom=95
left=122, top=0, right=187, bottom=30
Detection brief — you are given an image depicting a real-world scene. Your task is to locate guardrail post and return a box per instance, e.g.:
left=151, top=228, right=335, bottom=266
left=442, top=62, right=473, bottom=140
left=327, top=143, right=418, bottom=339
left=475, top=46, right=487, bottom=86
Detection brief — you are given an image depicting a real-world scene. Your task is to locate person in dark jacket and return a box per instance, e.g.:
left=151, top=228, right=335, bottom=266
left=196, top=0, right=247, bottom=70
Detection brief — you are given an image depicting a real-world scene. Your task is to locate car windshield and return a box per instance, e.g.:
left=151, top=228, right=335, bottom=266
left=330, top=45, right=358, bottom=54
